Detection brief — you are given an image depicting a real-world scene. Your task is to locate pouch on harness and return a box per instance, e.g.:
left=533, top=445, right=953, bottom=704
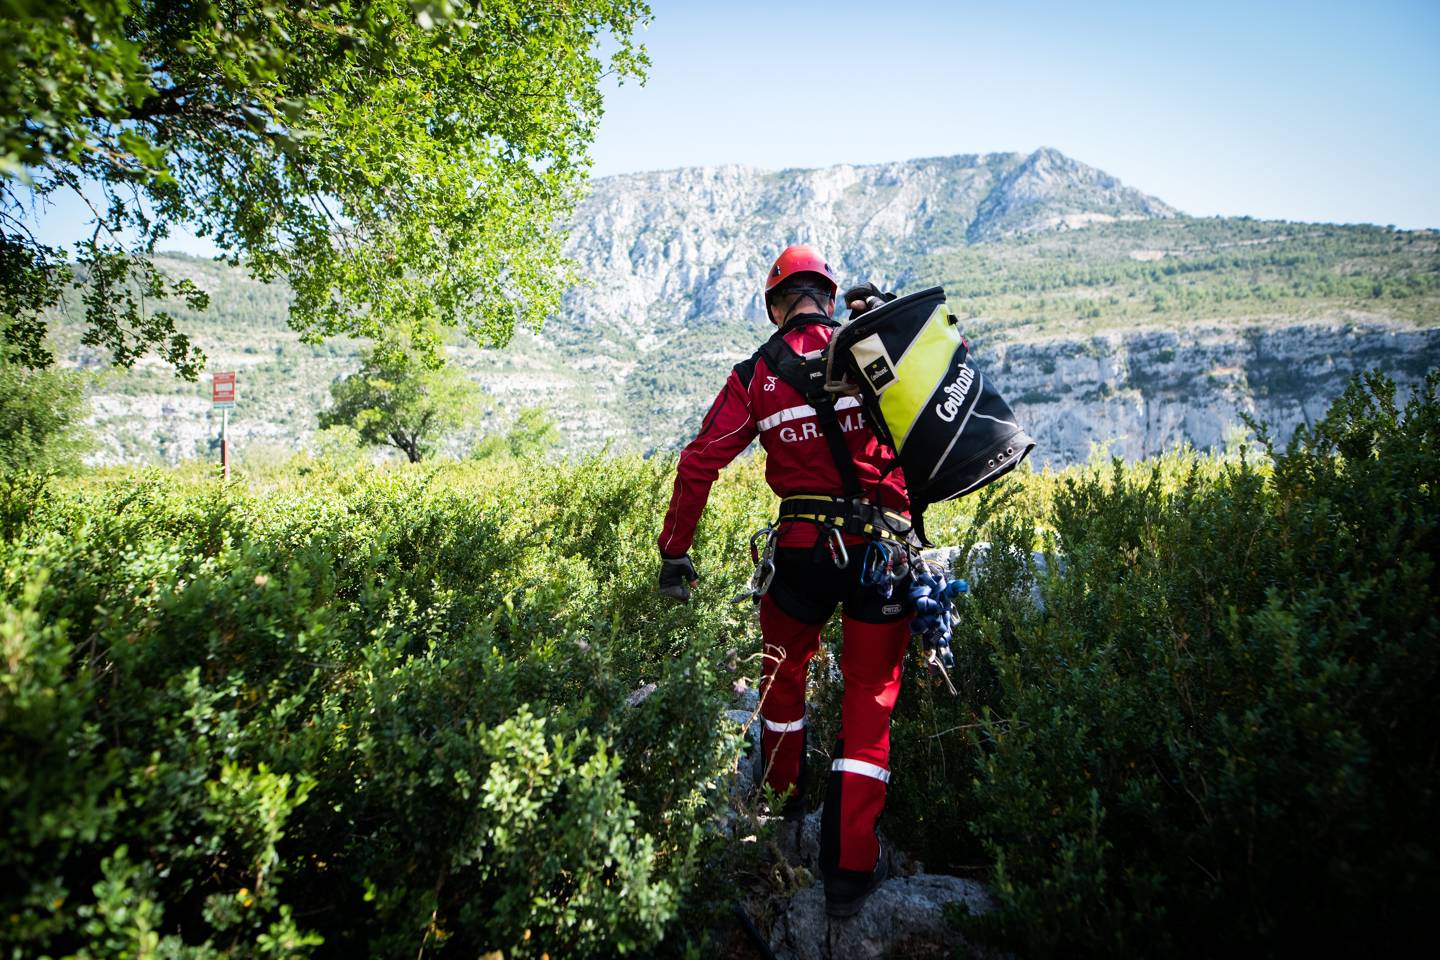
left=824, top=286, right=1035, bottom=542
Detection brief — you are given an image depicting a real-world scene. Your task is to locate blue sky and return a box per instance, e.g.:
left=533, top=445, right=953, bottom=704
left=30, top=0, right=1440, bottom=256
left=591, top=0, right=1440, bottom=226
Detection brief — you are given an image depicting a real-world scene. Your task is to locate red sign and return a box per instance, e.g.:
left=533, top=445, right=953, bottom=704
left=212, top=372, right=237, bottom=409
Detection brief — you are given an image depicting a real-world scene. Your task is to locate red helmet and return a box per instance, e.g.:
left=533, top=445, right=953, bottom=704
left=764, top=244, right=837, bottom=303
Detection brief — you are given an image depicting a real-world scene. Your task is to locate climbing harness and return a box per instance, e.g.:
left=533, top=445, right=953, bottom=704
left=776, top=494, right=917, bottom=548
left=731, top=516, right=971, bottom=697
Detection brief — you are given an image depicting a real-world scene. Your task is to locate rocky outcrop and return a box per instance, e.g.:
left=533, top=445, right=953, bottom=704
left=769, top=874, right=993, bottom=960
left=724, top=700, right=993, bottom=960
left=968, top=146, right=1175, bottom=242
left=986, top=317, right=1440, bottom=466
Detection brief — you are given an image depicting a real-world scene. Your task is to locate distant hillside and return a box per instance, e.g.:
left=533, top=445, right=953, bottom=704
left=45, top=149, right=1440, bottom=466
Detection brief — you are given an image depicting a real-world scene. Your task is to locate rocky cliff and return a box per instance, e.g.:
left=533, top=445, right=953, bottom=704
left=541, top=148, right=1435, bottom=462
left=990, top=317, right=1440, bottom=466
left=559, top=147, right=1176, bottom=341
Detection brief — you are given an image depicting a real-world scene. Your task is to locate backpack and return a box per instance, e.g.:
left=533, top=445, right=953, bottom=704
left=826, top=286, right=1034, bottom=531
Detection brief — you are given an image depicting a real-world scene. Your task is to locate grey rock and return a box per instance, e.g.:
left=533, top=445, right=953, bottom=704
left=734, top=684, right=760, bottom=714
left=769, top=873, right=994, bottom=960
left=625, top=682, right=657, bottom=707
left=721, top=691, right=994, bottom=959
left=725, top=707, right=762, bottom=810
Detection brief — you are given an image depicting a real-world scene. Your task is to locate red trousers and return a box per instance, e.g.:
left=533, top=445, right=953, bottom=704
left=758, top=593, right=911, bottom=873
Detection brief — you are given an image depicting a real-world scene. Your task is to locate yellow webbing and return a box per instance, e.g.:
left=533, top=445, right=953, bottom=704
left=778, top=496, right=911, bottom=542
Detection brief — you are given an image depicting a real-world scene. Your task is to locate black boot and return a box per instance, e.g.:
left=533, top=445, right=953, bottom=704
left=824, top=843, right=887, bottom=918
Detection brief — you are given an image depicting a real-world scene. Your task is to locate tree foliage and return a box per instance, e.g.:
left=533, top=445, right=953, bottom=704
left=0, top=0, right=651, bottom=376
left=471, top=404, right=560, bottom=461
left=0, top=350, right=90, bottom=475
left=319, top=344, right=481, bottom=462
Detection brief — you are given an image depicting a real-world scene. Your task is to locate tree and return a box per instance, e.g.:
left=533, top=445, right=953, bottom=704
left=0, top=349, right=90, bottom=475
left=471, top=404, right=560, bottom=461
left=1, top=1, right=651, bottom=376
left=319, top=345, right=480, bottom=462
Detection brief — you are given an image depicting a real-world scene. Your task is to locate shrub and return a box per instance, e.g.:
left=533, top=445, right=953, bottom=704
left=0, top=456, right=759, bottom=957
left=886, top=371, right=1438, bottom=956
left=0, top=352, right=91, bottom=477
left=5, top=371, right=1435, bottom=957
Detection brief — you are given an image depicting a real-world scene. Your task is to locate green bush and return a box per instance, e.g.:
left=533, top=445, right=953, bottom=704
left=0, top=352, right=91, bottom=477
left=881, top=372, right=1438, bottom=955
left=0, top=455, right=764, bottom=957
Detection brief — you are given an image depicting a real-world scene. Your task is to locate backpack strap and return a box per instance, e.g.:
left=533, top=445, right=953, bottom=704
left=811, top=393, right=863, bottom=500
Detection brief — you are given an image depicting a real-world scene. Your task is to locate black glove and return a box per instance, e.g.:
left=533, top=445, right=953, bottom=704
left=843, top=282, right=897, bottom=320
left=658, top=554, right=699, bottom=602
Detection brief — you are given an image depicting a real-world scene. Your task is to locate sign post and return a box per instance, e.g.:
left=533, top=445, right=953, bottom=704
left=212, top=372, right=237, bottom=481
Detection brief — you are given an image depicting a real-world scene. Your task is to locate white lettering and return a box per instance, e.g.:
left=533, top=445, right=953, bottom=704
left=934, top=365, right=976, bottom=423
left=779, top=421, right=822, bottom=443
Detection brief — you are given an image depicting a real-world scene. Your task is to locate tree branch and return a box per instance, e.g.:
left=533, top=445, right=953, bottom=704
left=128, top=85, right=194, bottom=120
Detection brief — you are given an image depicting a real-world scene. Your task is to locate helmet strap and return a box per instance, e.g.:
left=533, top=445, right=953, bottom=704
left=787, top=291, right=833, bottom=319
left=769, top=283, right=833, bottom=320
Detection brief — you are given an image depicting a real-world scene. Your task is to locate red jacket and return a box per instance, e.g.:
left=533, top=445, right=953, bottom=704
left=657, top=317, right=910, bottom=556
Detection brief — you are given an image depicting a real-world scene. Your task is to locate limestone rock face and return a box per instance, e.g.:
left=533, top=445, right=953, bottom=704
left=987, top=319, right=1440, bottom=467
left=559, top=149, right=1175, bottom=347
left=543, top=150, right=1436, bottom=460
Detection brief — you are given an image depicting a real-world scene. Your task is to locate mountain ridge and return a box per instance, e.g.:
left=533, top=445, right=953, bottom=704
left=557, top=147, right=1180, bottom=366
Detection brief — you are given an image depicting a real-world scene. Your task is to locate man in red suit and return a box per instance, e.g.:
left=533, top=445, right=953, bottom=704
left=657, top=244, right=914, bottom=917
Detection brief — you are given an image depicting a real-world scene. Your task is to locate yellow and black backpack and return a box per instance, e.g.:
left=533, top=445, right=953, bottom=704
left=825, top=286, right=1035, bottom=540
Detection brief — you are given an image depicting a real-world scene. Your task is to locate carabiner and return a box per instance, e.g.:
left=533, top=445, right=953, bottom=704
left=826, top=525, right=849, bottom=569
left=859, top=541, right=875, bottom=585
left=736, top=524, right=780, bottom=603
left=926, top=650, right=959, bottom=696
left=858, top=539, right=886, bottom=587
left=754, top=557, right=777, bottom=596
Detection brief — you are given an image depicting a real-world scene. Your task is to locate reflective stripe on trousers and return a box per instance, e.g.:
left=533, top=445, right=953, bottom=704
left=822, top=614, right=910, bottom=874
left=760, top=597, right=911, bottom=875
